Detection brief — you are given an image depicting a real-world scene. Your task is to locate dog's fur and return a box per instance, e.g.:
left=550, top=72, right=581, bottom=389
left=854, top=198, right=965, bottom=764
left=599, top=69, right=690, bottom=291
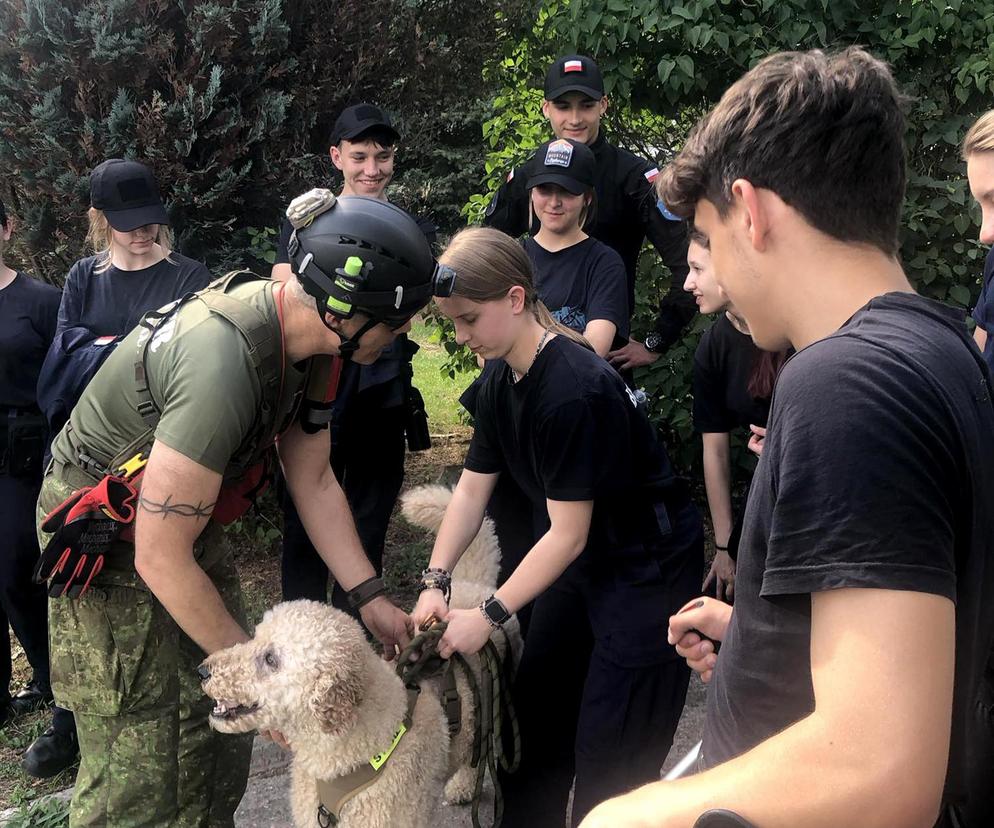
left=201, top=484, right=518, bottom=828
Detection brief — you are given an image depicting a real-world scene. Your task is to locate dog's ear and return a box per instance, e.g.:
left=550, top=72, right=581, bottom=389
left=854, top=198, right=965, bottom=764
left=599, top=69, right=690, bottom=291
left=308, top=661, right=364, bottom=735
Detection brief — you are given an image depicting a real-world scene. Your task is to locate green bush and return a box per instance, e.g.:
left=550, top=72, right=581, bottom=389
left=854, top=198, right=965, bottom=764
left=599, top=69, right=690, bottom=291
left=0, top=0, right=530, bottom=284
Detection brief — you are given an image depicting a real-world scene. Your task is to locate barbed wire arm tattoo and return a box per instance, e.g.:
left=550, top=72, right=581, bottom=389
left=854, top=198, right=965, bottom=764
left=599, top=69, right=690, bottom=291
left=138, top=493, right=216, bottom=521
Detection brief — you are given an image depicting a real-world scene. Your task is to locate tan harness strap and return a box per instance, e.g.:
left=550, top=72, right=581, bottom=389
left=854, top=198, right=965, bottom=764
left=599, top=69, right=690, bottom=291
left=315, top=687, right=420, bottom=827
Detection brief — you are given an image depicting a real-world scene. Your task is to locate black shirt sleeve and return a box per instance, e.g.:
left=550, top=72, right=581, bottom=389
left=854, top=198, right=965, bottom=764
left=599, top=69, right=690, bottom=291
left=759, top=339, right=959, bottom=602
left=583, top=244, right=630, bottom=338
left=463, top=376, right=504, bottom=475
left=692, top=326, right=735, bottom=433
left=482, top=164, right=530, bottom=237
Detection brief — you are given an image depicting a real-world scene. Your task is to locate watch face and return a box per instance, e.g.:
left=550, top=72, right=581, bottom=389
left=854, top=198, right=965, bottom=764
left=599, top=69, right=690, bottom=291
left=644, top=333, right=662, bottom=352
left=484, top=598, right=509, bottom=625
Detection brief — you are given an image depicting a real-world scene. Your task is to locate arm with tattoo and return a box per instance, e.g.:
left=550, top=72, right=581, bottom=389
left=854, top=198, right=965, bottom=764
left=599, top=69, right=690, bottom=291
left=138, top=493, right=217, bottom=520
left=133, top=441, right=249, bottom=653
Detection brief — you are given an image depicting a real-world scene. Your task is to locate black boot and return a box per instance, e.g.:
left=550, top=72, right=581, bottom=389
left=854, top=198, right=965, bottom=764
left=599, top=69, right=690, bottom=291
left=22, top=724, right=79, bottom=778
left=10, top=679, right=53, bottom=717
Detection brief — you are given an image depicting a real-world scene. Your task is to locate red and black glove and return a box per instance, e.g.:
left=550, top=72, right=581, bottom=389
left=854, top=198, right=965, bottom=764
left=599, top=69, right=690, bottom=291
left=34, top=476, right=138, bottom=598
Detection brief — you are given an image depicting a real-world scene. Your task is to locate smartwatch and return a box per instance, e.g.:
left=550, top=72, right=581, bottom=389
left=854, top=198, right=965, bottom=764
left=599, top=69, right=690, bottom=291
left=480, top=596, right=512, bottom=629
left=643, top=331, right=665, bottom=354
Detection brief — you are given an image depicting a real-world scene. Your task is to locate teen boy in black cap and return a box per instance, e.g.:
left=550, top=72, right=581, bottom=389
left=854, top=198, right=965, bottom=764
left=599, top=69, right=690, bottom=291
left=272, top=104, right=436, bottom=615
left=484, top=54, right=695, bottom=369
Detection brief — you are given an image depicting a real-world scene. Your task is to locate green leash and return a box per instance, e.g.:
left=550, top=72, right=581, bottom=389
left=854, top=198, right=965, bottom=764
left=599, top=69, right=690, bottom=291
left=397, top=622, right=520, bottom=828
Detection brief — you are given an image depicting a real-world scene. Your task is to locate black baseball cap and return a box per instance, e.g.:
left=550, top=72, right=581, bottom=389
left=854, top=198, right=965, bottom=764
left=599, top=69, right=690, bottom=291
left=526, top=139, right=596, bottom=195
left=89, top=159, right=169, bottom=232
left=544, top=55, right=605, bottom=101
left=329, top=104, right=401, bottom=146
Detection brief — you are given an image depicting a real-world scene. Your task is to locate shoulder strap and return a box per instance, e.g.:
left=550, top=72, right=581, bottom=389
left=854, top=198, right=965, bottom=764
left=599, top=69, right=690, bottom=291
left=131, top=272, right=285, bottom=470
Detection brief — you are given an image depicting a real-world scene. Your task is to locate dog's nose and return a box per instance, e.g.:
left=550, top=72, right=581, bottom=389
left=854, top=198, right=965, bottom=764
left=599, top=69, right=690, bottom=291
left=196, top=664, right=211, bottom=683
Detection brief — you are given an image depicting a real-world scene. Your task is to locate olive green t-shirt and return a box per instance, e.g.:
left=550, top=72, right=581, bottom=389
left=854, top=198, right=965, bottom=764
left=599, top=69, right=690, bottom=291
left=51, top=278, right=306, bottom=476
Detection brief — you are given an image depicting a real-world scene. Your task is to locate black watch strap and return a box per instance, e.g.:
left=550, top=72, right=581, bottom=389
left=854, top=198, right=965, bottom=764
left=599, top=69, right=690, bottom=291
left=347, top=576, right=387, bottom=610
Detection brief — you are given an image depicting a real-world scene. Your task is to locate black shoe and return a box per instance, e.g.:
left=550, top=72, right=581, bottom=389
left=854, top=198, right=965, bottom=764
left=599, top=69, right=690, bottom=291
left=22, top=725, right=79, bottom=778
left=10, top=680, right=54, bottom=717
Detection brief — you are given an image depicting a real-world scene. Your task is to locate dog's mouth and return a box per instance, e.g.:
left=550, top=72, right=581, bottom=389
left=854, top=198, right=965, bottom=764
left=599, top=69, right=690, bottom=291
left=209, top=699, right=261, bottom=722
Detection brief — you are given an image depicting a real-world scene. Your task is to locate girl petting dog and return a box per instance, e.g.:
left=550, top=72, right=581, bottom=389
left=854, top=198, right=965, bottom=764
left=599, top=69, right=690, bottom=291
left=413, top=227, right=704, bottom=827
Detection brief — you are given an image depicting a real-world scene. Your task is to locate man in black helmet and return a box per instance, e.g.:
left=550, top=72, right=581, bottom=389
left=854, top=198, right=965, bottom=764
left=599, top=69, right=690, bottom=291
left=483, top=54, right=695, bottom=369
left=272, top=104, right=436, bottom=618
left=35, top=193, right=445, bottom=827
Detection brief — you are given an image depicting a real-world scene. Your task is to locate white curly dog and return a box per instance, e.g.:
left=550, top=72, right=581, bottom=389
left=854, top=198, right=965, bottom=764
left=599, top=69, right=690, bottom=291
left=201, top=485, right=519, bottom=828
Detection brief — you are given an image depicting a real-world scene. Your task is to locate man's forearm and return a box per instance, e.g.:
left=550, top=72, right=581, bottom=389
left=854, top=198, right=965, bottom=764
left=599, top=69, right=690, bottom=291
left=137, top=549, right=249, bottom=654
left=288, top=465, right=376, bottom=590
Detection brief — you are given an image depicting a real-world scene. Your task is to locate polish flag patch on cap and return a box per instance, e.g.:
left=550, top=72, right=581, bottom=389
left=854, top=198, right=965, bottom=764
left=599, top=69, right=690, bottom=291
left=506, top=169, right=515, bottom=182
left=563, top=59, right=584, bottom=73
left=94, top=335, right=116, bottom=346
left=644, top=167, right=659, bottom=183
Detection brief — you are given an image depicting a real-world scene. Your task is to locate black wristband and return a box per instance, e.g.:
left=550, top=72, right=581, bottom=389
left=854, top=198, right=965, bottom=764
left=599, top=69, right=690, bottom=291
left=714, top=545, right=729, bottom=552
left=347, top=576, right=386, bottom=610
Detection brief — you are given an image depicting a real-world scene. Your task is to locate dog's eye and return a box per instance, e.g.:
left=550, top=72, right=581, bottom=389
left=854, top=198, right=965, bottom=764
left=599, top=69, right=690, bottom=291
left=263, top=650, right=279, bottom=671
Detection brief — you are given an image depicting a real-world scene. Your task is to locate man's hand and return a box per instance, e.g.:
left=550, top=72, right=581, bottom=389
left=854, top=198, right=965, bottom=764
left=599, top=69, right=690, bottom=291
left=608, top=338, right=661, bottom=370
left=359, top=596, right=413, bottom=660
left=702, top=549, right=736, bottom=602
left=438, top=607, right=493, bottom=658
left=668, top=596, right=733, bottom=683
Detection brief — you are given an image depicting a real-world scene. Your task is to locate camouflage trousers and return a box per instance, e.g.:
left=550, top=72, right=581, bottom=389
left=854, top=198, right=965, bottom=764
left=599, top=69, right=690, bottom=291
left=38, top=472, right=254, bottom=828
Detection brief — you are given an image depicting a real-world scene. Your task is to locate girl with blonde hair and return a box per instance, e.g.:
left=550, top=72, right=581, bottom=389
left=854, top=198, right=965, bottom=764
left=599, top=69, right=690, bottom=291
left=413, top=226, right=703, bottom=827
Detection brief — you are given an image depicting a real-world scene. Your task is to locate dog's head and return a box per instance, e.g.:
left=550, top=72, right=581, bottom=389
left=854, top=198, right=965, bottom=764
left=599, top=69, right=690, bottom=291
left=200, top=600, right=368, bottom=739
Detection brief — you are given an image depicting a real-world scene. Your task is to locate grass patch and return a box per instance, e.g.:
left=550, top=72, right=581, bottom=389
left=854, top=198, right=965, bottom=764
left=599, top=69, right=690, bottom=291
left=409, top=319, right=476, bottom=433
left=5, top=794, right=70, bottom=827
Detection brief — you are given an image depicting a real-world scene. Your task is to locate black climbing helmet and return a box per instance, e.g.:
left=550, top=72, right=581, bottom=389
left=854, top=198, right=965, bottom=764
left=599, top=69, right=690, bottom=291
left=286, top=192, right=454, bottom=333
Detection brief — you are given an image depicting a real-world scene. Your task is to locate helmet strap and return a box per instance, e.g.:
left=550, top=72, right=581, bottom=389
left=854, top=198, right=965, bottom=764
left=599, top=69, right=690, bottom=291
left=317, top=300, right=381, bottom=362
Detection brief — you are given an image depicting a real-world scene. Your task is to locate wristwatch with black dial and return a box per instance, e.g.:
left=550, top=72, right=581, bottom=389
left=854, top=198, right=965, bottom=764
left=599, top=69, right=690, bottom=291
left=480, top=596, right=512, bottom=629
left=644, top=331, right=665, bottom=354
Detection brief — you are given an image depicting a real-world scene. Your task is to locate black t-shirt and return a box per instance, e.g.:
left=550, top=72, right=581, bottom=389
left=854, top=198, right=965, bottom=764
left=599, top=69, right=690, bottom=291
left=464, top=335, right=679, bottom=556
left=524, top=236, right=630, bottom=345
left=0, top=272, right=60, bottom=409
left=58, top=253, right=211, bottom=339
left=972, top=247, right=993, bottom=372
left=703, top=293, right=994, bottom=804
left=692, top=314, right=771, bottom=433
left=37, top=253, right=211, bottom=437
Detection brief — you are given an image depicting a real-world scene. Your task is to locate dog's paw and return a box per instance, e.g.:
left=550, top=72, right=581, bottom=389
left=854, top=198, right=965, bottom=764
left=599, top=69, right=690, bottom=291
left=443, top=767, right=477, bottom=805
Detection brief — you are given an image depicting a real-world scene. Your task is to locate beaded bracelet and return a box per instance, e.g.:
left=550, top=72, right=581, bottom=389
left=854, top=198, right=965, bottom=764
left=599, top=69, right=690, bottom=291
left=419, top=567, right=452, bottom=603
